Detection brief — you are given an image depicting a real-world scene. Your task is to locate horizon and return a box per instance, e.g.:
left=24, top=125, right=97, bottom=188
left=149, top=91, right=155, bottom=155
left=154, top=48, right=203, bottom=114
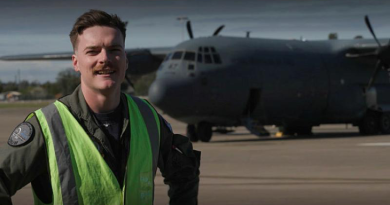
left=1, top=0, right=389, bottom=82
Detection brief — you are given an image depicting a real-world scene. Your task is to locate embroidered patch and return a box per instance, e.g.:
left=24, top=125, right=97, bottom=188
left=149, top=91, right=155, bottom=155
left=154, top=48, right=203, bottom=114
left=8, top=122, right=34, bottom=147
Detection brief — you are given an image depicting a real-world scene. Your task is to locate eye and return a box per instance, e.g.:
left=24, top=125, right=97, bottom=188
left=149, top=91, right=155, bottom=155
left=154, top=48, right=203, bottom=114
left=110, top=48, right=122, bottom=52
left=86, top=50, right=99, bottom=55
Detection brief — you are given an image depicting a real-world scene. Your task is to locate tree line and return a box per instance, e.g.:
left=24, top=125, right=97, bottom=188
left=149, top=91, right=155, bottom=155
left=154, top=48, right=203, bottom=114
left=0, top=68, right=155, bottom=100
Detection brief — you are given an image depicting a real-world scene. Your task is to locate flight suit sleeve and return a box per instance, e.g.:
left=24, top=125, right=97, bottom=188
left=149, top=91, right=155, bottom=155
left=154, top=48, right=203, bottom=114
left=157, top=115, right=201, bottom=205
left=0, top=115, right=48, bottom=205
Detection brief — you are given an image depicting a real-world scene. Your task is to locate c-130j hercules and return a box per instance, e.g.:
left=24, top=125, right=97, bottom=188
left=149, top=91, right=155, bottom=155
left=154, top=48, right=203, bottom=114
left=2, top=16, right=390, bottom=142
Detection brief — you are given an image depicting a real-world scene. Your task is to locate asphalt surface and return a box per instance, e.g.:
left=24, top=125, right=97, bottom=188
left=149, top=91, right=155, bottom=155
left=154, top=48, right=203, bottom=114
left=1, top=105, right=389, bottom=205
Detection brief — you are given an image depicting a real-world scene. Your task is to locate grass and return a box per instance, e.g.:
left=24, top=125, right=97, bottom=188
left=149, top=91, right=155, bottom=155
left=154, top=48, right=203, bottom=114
left=0, top=100, right=53, bottom=109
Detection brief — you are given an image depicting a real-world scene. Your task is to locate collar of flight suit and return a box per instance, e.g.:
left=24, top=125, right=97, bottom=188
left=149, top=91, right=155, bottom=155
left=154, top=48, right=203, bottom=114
left=58, top=85, right=130, bottom=154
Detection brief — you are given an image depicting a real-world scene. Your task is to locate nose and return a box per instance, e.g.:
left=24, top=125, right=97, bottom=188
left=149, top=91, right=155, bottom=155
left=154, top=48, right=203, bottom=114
left=98, top=49, right=110, bottom=65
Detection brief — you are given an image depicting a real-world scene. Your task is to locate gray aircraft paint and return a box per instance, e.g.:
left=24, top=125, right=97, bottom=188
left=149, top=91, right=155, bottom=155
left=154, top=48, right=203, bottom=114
left=149, top=36, right=390, bottom=129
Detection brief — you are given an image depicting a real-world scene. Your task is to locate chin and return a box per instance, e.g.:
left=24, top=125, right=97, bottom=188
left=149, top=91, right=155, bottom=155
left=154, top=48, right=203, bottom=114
left=98, top=81, right=118, bottom=91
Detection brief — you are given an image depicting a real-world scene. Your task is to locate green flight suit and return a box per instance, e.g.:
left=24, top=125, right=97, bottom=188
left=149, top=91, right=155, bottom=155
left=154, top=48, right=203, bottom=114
left=0, top=86, right=200, bottom=205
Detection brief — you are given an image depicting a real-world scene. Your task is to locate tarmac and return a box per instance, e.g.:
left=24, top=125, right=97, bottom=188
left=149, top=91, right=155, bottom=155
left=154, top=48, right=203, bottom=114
left=1, top=105, right=389, bottom=205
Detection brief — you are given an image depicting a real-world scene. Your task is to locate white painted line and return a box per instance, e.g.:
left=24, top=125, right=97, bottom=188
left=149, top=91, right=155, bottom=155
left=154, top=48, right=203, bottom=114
left=358, top=142, right=390, bottom=147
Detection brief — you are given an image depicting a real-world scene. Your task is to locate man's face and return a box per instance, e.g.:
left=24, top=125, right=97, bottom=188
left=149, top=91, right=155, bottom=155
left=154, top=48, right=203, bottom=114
left=72, top=26, right=127, bottom=93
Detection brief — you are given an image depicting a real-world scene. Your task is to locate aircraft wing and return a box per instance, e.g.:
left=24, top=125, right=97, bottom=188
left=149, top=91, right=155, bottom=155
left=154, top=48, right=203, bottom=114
left=0, top=46, right=172, bottom=75
left=126, top=47, right=171, bottom=75
left=344, top=43, right=377, bottom=57
left=0, top=52, right=73, bottom=61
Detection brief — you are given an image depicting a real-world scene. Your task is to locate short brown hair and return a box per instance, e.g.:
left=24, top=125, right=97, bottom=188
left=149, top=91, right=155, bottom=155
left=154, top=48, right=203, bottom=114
left=69, top=9, right=127, bottom=51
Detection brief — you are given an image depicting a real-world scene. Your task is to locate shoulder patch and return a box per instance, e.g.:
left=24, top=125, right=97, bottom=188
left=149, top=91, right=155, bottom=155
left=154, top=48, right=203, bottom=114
left=8, top=122, right=34, bottom=147
left=162, top=117, right=173, bottom=133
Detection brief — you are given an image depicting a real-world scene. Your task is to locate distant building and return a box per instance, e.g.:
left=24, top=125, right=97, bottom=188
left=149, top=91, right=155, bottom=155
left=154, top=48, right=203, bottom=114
left=0, top=93, right=6, bottom=101
left=6, top=91, right=22, bottom=101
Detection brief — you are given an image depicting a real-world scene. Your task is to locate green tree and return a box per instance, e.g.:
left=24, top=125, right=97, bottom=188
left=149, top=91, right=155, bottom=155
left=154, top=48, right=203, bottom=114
left=132, top=72, right=156, bottom=96
left=328, top=32, right=338, bottom=40
left=3, top=82, right=18, bottom=92
left=42, top=81, right=61, bottom=98
left=56, top=68, right=80, bottom=97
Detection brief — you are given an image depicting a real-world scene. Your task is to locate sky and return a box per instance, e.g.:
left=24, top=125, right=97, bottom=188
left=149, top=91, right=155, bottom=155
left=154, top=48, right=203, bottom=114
left=0, top=0, right=389, bottom=83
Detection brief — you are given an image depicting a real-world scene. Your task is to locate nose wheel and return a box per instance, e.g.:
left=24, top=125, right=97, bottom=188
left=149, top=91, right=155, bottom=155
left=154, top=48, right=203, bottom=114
left=187, top=124, right=198, bottom=142
left=197, top=122, right=213, bottom=142
left=186, top=122, right=213, bottom=142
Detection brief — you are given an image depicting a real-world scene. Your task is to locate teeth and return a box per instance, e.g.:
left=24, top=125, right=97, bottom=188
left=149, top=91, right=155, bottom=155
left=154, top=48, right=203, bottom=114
left=97, top=70, right=115, bottom=74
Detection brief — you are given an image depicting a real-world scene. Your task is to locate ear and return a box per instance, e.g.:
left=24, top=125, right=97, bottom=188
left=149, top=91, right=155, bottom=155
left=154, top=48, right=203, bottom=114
left=72, top=54, right=79, bottom=72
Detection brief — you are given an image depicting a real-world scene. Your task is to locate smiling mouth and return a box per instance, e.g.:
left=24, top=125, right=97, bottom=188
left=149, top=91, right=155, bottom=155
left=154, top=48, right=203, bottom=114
left=95, top=70, right=116, bottom=75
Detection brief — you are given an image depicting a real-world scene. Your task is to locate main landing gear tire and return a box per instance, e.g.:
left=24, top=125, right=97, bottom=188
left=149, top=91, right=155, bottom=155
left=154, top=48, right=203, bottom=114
left=187, top=124, right=198, bottom=142
left=380, top=113, right=390, bottom=134
left=197, top=122, right=213, bottom=142
left=358, top=111, right=380, bottom=135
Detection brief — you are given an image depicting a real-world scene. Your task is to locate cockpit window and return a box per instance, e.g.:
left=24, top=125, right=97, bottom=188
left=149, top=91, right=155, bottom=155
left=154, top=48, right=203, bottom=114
left=184, top=51, right=196, bottom=61
left=197, top=53, right=203, bottom=63
left=172, top=51, right=183, bottom=60
left=196, top=46, right=222, bottom=64
left=163, top=53, right=172, bottom=62
left=204, top=54, right=212, bottom=64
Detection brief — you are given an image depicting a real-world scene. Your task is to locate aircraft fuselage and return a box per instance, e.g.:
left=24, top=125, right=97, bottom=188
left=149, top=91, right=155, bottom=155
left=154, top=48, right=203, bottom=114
left=149, top=36, right=390, bottom=129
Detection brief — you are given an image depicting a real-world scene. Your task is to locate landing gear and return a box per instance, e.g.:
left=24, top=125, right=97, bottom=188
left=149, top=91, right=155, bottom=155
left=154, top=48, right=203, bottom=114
left=197, top=122, right=213, bottom=142
left=280, top=126, right=313, bottom=136
left=186, top=122, right=213, bottom=142
left=380, top=113, right=390, bottom=134
left=187, top=124, right=198, bottom=142
left=358, top=111, right=380, bottom=135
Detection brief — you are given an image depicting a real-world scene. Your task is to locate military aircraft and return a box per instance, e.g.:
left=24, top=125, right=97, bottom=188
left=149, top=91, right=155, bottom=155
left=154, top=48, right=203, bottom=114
left=2, top=16, right=390, bottom=142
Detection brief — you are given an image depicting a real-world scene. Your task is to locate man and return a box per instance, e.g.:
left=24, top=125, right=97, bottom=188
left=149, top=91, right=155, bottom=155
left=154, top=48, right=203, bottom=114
left=0, top=10, right=200, bottom=205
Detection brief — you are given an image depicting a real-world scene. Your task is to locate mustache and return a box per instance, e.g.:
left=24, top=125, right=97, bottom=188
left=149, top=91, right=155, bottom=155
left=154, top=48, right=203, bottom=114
left=93, top=64, right=113, bottom=72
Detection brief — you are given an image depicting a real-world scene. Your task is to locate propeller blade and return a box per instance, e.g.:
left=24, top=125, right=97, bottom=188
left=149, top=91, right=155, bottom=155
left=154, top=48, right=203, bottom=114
left=186, top=21, right=194, bottom=39
left=365, top=15, right=382, bottom=48
left=367, top=60, right=382, bottom=90
left=212, top=25, right=225, bottom=36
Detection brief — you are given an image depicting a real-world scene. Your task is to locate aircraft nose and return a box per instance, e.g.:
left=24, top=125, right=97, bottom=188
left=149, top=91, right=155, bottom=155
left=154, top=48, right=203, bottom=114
left=148, top=78, right=195, bottom=116
left=148, top=79, right=170, bottom=107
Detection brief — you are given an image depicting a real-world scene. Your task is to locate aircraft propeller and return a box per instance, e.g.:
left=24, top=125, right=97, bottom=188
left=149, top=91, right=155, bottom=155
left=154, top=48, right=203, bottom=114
left=213, top=25, right=225, bottom=36
left=364, top=15, right=390, bottom=90
left=347, top=15, right=390, bottom=91
left=186, top=21, right=194, bottom=39
left=186, top=20, right=225, bottom=39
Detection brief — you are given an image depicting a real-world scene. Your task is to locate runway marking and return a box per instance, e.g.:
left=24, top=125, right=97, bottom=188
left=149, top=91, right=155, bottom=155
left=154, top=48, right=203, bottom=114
left=358, top=142, right=390, bottom=146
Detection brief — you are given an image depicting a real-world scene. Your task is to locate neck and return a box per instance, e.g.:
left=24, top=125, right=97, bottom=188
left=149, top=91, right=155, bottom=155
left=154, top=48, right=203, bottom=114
left=81, top=84, right=121, bottom=113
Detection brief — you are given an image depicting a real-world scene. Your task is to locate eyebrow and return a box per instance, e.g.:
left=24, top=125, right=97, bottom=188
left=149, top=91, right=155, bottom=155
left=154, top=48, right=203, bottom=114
left=84, top=45, right=123, bottom=52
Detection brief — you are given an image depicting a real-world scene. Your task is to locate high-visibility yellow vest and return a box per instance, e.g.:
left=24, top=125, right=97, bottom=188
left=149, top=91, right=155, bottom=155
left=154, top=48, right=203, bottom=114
left=29, top=95, right=160, bottom=205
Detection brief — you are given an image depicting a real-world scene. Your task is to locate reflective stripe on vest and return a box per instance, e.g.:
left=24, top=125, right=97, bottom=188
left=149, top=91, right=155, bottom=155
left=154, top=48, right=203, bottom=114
left=32, top=95, right=160, bottom=205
